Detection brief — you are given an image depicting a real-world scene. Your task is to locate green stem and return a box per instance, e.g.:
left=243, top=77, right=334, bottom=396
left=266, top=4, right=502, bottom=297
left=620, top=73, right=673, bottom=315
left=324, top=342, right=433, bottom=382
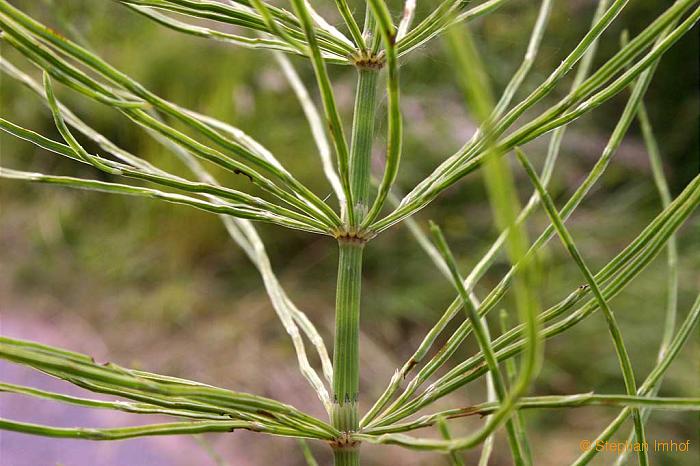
left=331, top=43, right=379, bottom=466
left=332, top=240, right=364, bottom=463
left=349, top=69, right=379, bottom=222
left=332, top=241, right=363, bottom=426
left=333, top=446, right=361, bottom=466
left=331, top=65, right=378, bottom=465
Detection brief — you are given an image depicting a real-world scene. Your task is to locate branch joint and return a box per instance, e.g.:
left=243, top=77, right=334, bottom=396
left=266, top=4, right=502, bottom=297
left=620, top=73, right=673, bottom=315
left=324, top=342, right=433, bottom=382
left=332, top=227, right=375, bottom=244
left=350, top=50, right=385, bottom=70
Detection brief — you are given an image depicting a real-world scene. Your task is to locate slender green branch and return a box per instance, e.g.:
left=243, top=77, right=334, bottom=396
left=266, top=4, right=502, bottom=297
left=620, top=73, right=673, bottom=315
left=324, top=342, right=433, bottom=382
left=515, top=148, right=648, bottom=466
left=0, top=336, right=339, bottom=439
left=361, top=1, right=382, bottom=55
left=118, top=0, right=356, bottom=58
left=637, top=103, right=678, bottom=361
left=333, top=0, right=366, bottom=51
left=290, top=0, right=355, bottom=226
left=367, top=173, right=700, bottom=427
left=380, top=19, right=541, bottom=456
left=0, top=32, right=332, bottom=228
left=362, top=0, right=403, bottom=227
left=500, top=15, right=699, bottom=152
left=43, top=73, right=120, bottom=175
left=361, top=0, right=560, bottom=427
left=123, top=4, right=302, bottom=55
left=355, top=393, right=700, bottom=450
left=2, top=58, right=335, bottom=399
left=0, top=418, right=285, bottom=440
left=572, top=292, right=700, bottom=465
left=0, top=168, right=327, bottom=234
left=0, top=382, right=226, bottom=421
left=0, top=2, right=343, bottom=228
left=492, top=0, right=552, bottom=118
left=437, top=416, right=465, bottom=466
left=430, top=223, right=530, bottom=465
left=0, top=117, right=328, bottom=232
left=375, top=0, right=698, bottom=231
left=301, top=1, right=356, bottom=53
left=250, top=0, right=305, bottom=53
left=612, top=82, right=680, bottom=466
left=396, top=0, right=511, bottom=58
left=363, top=12, right=667, bottom=420
left=395, top=0, right=630, bottom=209
left=362, top=394, right=700, bottom=435
left=299, top=438, right=320, bottom=466
left=499, top=310, right=533, bottom=464
left=274, top=52, right=346, bottom=212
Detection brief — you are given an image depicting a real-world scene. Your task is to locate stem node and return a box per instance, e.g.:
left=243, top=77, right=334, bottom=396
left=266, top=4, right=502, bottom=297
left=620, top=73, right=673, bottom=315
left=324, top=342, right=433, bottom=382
left=350, top=51, right=385, bottom=70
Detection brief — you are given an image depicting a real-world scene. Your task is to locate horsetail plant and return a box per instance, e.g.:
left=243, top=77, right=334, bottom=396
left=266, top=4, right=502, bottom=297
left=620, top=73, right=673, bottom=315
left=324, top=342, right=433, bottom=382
left=1, top=1, right=699, bottom=465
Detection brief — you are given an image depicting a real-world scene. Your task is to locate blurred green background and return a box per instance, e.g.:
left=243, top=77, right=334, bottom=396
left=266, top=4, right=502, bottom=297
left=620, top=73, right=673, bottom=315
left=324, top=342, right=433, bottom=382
left=1, top=1, right=698, bottom=465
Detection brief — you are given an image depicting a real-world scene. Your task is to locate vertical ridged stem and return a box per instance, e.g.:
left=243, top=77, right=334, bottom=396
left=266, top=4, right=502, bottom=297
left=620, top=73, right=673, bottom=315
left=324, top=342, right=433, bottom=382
left=333, top=446, right=361, bottom=466
left=349, top=68, right=379, bottom=223
left=331, top=240, right=364, bottom=466
left=332, top=240, right=364, bottom=430
left=332, top=56, right=378, bottom=466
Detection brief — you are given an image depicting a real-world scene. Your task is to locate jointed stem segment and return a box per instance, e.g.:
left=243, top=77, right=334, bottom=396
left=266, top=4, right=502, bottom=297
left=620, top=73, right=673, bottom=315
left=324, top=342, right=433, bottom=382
left=331, top=240, right=364, bottom=464
left=349, top=69, right=379, bottom=221
left=332, top=240, right=364, bottom=433
left=332, top=444, right=361, bottom=466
